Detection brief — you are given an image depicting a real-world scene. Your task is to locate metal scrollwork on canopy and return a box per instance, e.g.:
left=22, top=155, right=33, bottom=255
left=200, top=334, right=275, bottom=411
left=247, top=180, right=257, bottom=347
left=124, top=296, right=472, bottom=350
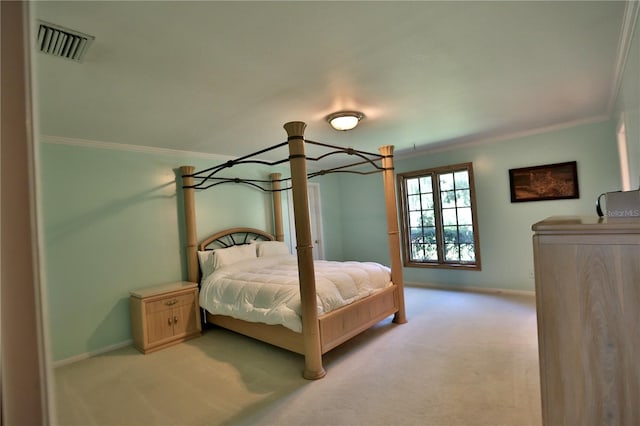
left=181, top=139, right=393, bottom=192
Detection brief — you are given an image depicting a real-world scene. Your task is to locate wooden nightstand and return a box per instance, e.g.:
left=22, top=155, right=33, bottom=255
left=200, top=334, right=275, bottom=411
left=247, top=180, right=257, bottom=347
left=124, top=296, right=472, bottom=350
left=130, top=281, right=202, bottom=354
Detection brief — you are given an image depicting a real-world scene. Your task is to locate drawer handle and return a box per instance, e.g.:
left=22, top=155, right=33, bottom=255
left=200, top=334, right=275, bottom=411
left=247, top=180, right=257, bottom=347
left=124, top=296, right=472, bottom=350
left=165, top=299, right=177, bottom=306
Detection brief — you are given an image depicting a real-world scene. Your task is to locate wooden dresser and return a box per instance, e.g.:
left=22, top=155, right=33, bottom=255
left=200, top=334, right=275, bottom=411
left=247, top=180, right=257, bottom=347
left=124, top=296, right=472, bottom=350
left=130, top=281, right=202, bottom=354
left=532, top=216, right=639, bottom=426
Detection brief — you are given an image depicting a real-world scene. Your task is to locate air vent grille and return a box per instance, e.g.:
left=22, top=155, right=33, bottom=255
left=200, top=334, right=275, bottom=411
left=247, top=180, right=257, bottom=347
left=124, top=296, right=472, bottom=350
left=37, top=20, right=94, bottom=62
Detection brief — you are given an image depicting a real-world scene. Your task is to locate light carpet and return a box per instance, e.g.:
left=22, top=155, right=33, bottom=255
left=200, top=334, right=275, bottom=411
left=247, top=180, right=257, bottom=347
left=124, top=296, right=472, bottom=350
left=54, top=286, right=541, bottom=426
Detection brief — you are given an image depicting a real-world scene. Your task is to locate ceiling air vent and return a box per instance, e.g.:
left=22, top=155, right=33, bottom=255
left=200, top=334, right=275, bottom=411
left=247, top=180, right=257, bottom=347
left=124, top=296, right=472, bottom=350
left=36, top=20, right=95, bottom=62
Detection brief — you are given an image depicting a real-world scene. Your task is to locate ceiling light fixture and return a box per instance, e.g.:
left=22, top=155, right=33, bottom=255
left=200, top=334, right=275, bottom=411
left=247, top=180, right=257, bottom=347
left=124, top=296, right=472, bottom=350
left=326, top=111, right=364, bottom=131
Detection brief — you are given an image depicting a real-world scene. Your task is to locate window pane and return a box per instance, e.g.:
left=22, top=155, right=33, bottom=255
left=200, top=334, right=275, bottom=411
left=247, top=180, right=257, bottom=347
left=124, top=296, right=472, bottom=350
left=410, top=227, right=423, bottom=242
left=425, top=244, right=438, bottom=260
left=439, top=173, right=454, bottom=191
left=408, top=194, right=421, bottom=210
left=411, top=244, right=438, bottom=262
left=424, top=226, right=437, bottom=244
left=423, top=210, right=435, bottom=227
left=459, top=225, right=474, bottom=243
left=442, top=208, right=457, bottom=226
left=445, top=243, right=460, bottom=261
left=409, top=211, right=422, bottom=227
left=419, top=176, right=432, bottom=192
left=421, top=193, right=434, bottom=209
left=454, top=171, right=469, bottom=189
left=441, top=190, right=456, bottom=208
left=460, top=244, right=475, bottom=262
left=443, top=226, right=458, bottom=243
left=411, top=243, right=438, bottom=261
left=406, top=178, right=420, bottom=195
left=457, top=207, right=472, bottom=225
left=411, top=243, right=424, bottom=260
left=456, top=189, right=471, bottom=207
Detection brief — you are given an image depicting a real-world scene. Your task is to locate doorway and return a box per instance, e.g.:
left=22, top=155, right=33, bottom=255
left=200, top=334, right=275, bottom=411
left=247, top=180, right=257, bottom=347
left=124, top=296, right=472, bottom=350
left=287, top=182, right=325, bottom=260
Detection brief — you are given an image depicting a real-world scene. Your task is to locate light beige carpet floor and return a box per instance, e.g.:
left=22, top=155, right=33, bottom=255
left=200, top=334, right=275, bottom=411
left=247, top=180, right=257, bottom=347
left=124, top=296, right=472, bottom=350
left=54, top=287, right=541, bottom=426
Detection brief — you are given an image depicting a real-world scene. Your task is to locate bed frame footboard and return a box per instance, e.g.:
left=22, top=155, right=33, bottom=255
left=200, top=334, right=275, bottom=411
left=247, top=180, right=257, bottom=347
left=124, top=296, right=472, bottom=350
left=206, top=314, right=306, bottom=354
left=205, top=285, right=399, bottom=361
left=319, top=285, right=398, bottom=353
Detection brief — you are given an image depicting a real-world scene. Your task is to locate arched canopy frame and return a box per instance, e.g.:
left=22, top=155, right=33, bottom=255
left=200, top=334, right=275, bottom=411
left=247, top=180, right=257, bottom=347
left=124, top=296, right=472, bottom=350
left=179, top=121, right=406, bottom=380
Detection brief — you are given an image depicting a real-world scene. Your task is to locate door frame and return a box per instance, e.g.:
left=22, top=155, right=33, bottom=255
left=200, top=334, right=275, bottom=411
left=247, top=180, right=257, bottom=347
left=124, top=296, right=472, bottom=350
left=1, top=1, right=53, bottom=423
left=287, top=182, right=325, bottom=260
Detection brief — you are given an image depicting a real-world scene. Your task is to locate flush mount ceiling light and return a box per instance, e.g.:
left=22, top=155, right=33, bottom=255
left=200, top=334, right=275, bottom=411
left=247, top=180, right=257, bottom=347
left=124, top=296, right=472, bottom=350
left=326, top=111, right=364, bottom=131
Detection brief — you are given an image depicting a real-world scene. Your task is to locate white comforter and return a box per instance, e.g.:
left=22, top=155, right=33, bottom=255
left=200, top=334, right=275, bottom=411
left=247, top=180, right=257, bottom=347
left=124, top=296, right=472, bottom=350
left=199, top=254, right=392, bottom=333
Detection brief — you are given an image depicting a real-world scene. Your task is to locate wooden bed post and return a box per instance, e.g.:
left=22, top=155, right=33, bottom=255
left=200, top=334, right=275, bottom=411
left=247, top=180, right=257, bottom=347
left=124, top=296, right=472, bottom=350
left=379, top=146, right=407, bottom=324
left=270, top=172, right=285, bottom=242
left=284, top=121, right=326, bottom=380
left=180, top=165, right=199, bottom=284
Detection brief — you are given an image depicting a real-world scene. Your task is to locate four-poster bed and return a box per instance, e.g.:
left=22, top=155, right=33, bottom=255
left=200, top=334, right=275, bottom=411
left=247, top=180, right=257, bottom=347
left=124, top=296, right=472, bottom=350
left=180, top=121, right=406, bottom=379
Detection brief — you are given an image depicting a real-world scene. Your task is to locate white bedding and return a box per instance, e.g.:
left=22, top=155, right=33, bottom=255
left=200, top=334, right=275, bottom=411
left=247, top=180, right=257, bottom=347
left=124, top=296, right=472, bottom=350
left=199, top=254, right=392, bottom=333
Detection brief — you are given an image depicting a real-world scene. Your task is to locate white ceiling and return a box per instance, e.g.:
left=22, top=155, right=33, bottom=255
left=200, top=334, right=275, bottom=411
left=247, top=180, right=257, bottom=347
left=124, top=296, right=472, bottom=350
left=32, top=1, right=632, bottom=162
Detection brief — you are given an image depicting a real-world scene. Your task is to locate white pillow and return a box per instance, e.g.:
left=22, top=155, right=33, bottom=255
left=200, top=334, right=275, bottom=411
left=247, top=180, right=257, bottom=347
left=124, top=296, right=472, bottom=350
left=197, top=250, right=216, bottom=279
left=255, top=241, right=290, bottom=257
left=213, top=244, right=257, bottom=270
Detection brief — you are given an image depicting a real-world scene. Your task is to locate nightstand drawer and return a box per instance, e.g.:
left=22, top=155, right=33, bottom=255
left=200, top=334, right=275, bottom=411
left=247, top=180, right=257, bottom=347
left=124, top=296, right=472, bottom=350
left=146, top=291, right=195, bottom=314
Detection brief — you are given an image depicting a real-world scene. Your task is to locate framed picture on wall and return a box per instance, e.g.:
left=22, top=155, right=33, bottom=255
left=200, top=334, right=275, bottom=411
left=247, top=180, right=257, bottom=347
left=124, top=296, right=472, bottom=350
left=509, top=161, right=579, bottom=202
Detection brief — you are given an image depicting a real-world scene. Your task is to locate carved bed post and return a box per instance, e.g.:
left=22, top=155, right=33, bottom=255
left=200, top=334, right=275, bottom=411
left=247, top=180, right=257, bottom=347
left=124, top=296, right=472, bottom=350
left=284, top=121, right=326, bottom=380
left=180, top=166, right=199, bottom=283
left=379, top=146, right=407, bottom=324
left=270, top=172, right=285, bottom=242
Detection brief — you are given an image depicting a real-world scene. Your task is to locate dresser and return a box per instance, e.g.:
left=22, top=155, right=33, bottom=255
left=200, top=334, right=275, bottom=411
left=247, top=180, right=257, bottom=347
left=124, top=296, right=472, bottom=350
left=532, top=216, right=640, bottom=426
left=130, top=281, right=202, bottom=354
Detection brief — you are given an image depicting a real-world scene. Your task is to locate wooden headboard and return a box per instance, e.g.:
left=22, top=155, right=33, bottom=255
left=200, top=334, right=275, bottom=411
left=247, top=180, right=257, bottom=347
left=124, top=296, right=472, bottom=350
left=180, top=166, right=284, bottom=284
left=198, top=227, right=275, bottom=251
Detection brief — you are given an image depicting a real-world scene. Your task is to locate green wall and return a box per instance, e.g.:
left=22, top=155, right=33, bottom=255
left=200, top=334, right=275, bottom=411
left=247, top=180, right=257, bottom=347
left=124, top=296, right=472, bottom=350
left=41, top=118, right=621, bottom=362
left=41, top=119, right=621, bottom=363
left=40, top=143, right=282, bottom=361
left=337, top=120, right=621, bottom=292
left=40, top=141, right=347, bottom=362
left=34, top=2, right=638, bottom=364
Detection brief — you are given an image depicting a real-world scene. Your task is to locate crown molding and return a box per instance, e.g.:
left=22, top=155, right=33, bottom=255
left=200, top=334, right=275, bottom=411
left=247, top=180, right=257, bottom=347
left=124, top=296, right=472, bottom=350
left=40, top=113, right=612, bottom=168
left=39, top=135, right=236, bottom=162
left=395, top=114, right=610, bottom=160
left=607, top=0, right=639, bottom=114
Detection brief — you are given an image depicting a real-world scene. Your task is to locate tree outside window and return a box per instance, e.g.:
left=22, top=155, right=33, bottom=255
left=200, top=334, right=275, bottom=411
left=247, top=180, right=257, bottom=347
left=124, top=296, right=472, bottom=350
left=398, top=162, right=481, bottom=270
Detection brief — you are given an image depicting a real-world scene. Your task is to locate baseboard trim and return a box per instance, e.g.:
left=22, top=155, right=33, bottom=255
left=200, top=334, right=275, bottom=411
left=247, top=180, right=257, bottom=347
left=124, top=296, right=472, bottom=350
left=52, top=339, right=133, bottom=368
left=52, top=284, right=533, bottom=368
left=406, top=281, right=535, bottom=297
